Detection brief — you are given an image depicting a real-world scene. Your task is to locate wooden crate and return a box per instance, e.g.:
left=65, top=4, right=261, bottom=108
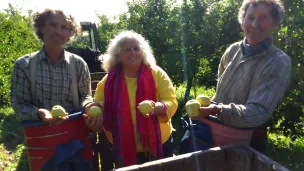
left=90, top=72, right=107, bottom=96
left=115, top=145, right=289, bottom=171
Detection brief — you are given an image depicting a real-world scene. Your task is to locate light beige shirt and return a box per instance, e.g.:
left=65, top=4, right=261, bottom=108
left=213, top=41, right=291, bottom=128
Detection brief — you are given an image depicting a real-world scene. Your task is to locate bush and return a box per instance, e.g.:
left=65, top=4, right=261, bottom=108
left=0, top=5, right=41, bottom=107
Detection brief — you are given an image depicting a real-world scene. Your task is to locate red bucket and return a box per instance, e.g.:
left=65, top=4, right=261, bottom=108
left=201, top=118, right=253, bottom=147
left=22, top=112, right=93, bottom=171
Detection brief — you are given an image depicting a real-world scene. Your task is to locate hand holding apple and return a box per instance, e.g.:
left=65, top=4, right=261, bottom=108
left=88, top=106, right=103, bottom=117
left=138, top=100, right=155, bottom=117
left=51, top=105, right=67, bottom=118
left=196, top=94, right=211, bottom=107
left=38, top=106, right=68, bottom=125
left=185, top=99, right=201, bottom=118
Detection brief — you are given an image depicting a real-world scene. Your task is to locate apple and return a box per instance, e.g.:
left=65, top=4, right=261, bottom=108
left=51, top=105, right=67, bottom=118
left=138, top=100, right=154, bottom=114
left=196, top=94, right=211, bottom=107
left=88, top=106, right=102, bottom=117
left=185, top=99, right=201, bottom=117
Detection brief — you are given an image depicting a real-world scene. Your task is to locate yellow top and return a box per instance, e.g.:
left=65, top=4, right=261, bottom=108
left=94, top=65, right=178, bottom=152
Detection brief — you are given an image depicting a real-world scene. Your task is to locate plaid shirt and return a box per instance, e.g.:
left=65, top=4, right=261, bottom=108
left=213, top=41, right=291, bottom=128
left=11, top=49, right=93, bottom=121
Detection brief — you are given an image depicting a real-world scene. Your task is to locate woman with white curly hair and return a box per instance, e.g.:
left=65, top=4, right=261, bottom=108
left=93, top=30, right=178, bottom=169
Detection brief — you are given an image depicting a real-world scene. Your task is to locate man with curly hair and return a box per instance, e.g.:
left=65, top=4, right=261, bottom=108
left=11, top=9, right=103, bottom=170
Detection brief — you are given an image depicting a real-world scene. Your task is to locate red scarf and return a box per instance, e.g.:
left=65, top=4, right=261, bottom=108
left=104, top=64, right=163, bottom=167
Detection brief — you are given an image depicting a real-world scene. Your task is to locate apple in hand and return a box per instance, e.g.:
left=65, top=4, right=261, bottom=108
left=196, top=94, right=211, bottom=107
left=138, top=100, right=154, bottom=114
left=88, top=106, right=102, bottom=117
left=185, top=99, right=201, bottom=117
left=51, top=105, right=67, bottom=118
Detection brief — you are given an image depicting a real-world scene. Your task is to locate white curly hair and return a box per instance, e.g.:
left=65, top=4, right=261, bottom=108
left=102, top=30, right=156, bottom=72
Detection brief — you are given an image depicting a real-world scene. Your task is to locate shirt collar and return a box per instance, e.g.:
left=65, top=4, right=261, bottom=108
left=38, top=47, right=70, bottom=64
left=241, top=37, right=272, bottom=58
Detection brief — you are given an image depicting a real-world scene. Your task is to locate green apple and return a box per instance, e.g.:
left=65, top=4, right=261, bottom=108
left=138, top=100, right=154, bottom=114
left=51, top=105, right=67, bottom=118
left=185, top=99, right=201, bottom=117
left=196, top=94, right=211, bottom=107
left=88, top=106, right=102, bottom=117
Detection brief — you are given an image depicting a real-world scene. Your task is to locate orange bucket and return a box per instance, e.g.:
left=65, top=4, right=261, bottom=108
left=22, top=112, right=93, bottom=171
left=201, top=118, right=253, bottom=147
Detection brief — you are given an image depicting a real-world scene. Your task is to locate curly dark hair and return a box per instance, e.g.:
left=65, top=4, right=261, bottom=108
left=33, top=9, right=80, bottom=41
left=238, top=0, right=285, bottom=25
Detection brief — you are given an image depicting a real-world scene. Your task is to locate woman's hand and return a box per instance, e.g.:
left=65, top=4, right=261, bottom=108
left=153, top=101, right=167, bottom=116
left=83, top=102, right=104, bottom=132
left=84, top=102, right=103, bottom=115
left=38, top=108, right=68, bottom=125
left=83, top=114, right=104, bottom=132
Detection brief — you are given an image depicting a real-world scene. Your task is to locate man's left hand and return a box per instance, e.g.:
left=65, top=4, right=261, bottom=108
left=191, top=104, right=221, bottom=120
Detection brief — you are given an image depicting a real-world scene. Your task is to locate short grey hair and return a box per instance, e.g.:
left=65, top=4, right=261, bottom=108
left=238, top=0, right=285, bottom=24
left=102, top=30, right=156, bottom=72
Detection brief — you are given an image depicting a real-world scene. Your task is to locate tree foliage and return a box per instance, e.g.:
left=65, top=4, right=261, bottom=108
left=0, top=4, right=41, bottom=107
left=93, top=0, right=304, bottom=136
left=1, top=0, right=303, bottom=136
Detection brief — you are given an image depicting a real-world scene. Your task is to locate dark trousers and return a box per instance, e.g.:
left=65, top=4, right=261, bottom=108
left=250, top=127, right=268, bottom=154
left=92, top=132, right=173, bottom=171
left=136, top=135, right=174, bottom=164
left=91, top=131, right=114, bottom=171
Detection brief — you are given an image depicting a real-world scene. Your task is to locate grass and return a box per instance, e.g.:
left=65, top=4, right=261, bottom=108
left=0, top=108, right=29, bottom=171
left=266, top=133, right=304, bottom=170
left=0, top=84, right=303, bottom=170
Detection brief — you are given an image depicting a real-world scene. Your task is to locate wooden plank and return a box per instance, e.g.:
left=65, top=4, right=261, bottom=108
left=91, top=72, right=107, bottom=81
left=114, top=145, right=289, bottom=171
left=245, top=146, right=290, bottom=171
left=181, top=152, right=199, bottom=171
left=253, top=155, right=273, bottom=171
left=90, top=72, right=106, bottom=96
left=161, top=156, right=186, bottom=171
left=224, top=145, right=253, bottom=171
left=116, top=146, right=226, bottom=171
left=91, top=80, right=99, bottom=91
left=194, top=147, right=225, bottom=171
left=92, top=90, right=96, bottom=97
left=115, top=161, right=161, bottom=171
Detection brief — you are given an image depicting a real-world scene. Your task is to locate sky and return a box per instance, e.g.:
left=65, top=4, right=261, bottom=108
left=0, top=0, right=129, bottom=24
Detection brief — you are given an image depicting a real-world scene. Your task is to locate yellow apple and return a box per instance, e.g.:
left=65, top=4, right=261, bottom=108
left=51, top=105, right=67, bottom=118
left=185, top=99, right=201, bottom=117
left=88, top=106, right=102, bottom=117
left=138, top=100, right=154, bottom=114
left=196, top=94, right=211, bottom=107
